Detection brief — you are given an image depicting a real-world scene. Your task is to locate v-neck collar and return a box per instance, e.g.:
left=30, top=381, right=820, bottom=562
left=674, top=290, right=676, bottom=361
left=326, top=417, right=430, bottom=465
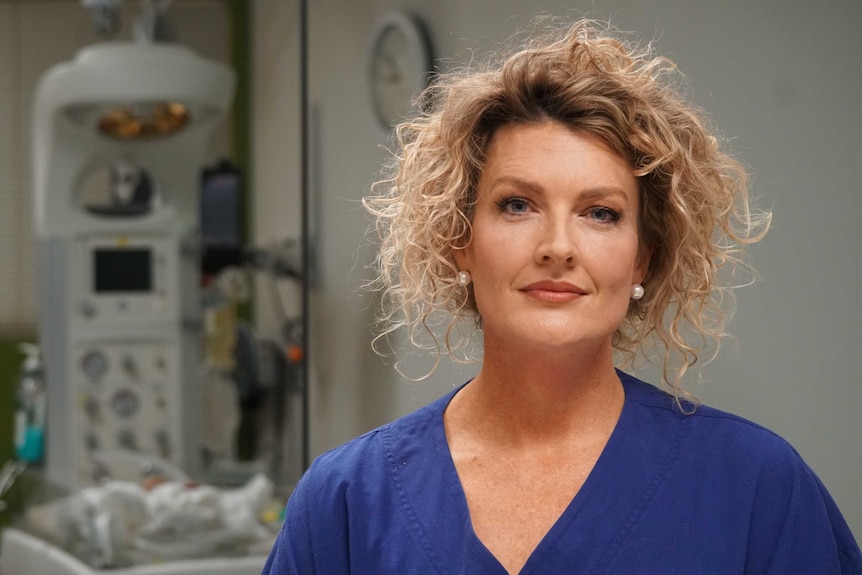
left=386, top=372, right=689, bottom=575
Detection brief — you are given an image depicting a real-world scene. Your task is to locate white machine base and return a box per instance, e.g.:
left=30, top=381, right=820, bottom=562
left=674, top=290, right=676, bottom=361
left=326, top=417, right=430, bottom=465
left=0, top=528, right=267, bottom=575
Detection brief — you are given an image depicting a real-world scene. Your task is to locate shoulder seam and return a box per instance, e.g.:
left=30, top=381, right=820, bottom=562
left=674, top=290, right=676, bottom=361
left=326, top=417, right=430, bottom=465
left=315, top=425, right=388, bottom=461
left=628, top=396, right=785, bottom=440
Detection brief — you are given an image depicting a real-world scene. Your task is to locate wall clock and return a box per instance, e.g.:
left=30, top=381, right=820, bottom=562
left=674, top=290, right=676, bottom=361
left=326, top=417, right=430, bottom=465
left=369, top=12, right=433, bottom=130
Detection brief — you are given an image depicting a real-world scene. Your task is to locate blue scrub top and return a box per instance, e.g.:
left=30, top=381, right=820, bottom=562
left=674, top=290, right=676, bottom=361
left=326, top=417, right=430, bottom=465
left=262, top=372, right=862, bottom=574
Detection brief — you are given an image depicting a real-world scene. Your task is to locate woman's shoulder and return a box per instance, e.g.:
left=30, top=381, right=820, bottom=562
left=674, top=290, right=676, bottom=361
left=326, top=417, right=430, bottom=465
left=620, top=370, right=799, bottom=457
left=303, top=385, right=457, bottom=489
left=618, top=370, right=835, bottom=497
left=618, top=372, right=861, bottom=571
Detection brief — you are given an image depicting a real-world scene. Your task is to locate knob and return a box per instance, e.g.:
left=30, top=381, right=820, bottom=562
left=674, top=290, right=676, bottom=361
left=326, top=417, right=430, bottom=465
left=122, top=355, right=138, bottom=379
left=81, top=350, right=109, bottom=381
left=117, top=429, right=137, bottom=451
left=111, top=389, right=140, bottom=418
left=80, top=301, right=97, bottom=318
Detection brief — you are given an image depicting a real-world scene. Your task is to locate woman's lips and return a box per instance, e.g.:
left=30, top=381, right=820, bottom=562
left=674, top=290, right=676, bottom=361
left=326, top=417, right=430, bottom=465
left=521, top=280, right=587, bottom=303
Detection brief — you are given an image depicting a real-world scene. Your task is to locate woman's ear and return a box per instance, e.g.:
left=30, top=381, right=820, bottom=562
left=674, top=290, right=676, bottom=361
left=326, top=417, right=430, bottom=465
left=454, top=246, right=468, bottom=271
left=635, top=244, right=652, bottom=284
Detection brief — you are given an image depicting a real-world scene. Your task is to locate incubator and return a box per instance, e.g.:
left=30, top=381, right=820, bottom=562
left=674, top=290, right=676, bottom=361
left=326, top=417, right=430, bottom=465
left=31, top=39, right=233, bottom=490
left=0, top=4, right=284, bottom=573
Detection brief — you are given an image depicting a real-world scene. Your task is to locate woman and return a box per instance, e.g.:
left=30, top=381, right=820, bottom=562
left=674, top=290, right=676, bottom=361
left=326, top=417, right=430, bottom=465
left=263, top=18, right=861, bottom=574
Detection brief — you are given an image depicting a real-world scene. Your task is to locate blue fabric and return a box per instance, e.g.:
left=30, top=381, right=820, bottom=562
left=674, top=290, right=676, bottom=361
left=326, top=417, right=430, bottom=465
left=262, top=372, right=862, bottom=574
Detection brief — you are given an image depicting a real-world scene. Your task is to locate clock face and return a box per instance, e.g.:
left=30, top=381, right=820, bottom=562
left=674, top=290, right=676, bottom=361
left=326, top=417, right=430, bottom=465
left=370, top=14, right=432, bottom=129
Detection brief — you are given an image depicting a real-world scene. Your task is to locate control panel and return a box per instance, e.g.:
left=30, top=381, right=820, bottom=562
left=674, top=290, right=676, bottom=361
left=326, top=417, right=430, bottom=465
left=77, top=236, right=176, bottom=323
left=73, top=341, right=180, bottom=484
left=39, top=232, right=202, bottom=488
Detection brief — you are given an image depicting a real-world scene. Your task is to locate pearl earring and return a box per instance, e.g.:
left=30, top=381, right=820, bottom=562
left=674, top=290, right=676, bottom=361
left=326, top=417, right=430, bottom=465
left=631, top=283, right=645, bottom=300
left=457, top=271, right=472, bottom=286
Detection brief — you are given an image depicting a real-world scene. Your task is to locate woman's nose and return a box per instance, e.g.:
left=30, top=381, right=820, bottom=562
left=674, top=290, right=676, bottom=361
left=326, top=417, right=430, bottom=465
left=535, top=216, right=577, bottom=265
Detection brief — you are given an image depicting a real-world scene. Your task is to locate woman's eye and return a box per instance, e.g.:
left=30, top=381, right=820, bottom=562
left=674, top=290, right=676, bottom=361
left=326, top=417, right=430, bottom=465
left=588, top=207, right=621, bottom=223
left=498, top=197, right=529, bottom=214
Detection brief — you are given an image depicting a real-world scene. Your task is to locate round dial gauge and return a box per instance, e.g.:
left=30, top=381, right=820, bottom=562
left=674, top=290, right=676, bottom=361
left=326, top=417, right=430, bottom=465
left=81, top=349, right=109, bottom=381
left=111, top=389, right=140, bottom=418
left=369, top=13, right=433, bottom=129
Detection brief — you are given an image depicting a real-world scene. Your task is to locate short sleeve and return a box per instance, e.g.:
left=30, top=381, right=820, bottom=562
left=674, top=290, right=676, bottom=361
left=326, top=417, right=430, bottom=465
left=260, top=455, right=355, bottom=575
left=260, top=473, right=315, bottom=575
left=745, top=442, right=862, bottom=574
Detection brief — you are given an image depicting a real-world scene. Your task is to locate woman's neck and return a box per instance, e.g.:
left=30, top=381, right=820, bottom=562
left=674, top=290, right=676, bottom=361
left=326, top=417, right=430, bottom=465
left=448, top=339, right=625, bottom=446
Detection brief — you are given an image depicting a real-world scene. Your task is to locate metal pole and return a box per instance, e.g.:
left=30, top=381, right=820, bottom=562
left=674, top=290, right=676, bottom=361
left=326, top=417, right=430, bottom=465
left=299, top=0, right=310, bottom=472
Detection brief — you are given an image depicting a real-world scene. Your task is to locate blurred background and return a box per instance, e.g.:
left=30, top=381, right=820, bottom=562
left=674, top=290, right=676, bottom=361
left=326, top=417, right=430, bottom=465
left=0, top=0, right=859, bottom=572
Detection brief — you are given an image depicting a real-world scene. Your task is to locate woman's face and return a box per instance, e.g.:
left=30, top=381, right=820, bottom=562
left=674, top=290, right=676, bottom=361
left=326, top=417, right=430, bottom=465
left=454, top=121, right=647, bottom=353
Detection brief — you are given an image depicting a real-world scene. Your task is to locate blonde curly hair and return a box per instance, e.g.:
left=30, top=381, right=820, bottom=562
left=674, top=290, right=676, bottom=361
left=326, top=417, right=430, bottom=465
left=364, top=17, right=770, bottom=397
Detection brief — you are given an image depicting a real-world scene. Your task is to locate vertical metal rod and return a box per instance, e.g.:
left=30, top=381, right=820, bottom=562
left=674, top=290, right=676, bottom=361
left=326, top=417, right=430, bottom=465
left=299, top=0, right=311, bottom=472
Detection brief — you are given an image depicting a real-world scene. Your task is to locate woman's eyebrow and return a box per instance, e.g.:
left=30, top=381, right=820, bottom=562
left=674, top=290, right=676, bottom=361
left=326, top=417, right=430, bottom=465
left=577, top=187, right=631, bottom=204
left=489, top=176, right=630, bottom=204
left=487, top=175, right=545, bottom=195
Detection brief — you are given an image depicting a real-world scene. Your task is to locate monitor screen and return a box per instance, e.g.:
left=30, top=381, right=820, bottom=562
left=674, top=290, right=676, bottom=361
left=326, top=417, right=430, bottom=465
left=93, top=248, right=152, bottom=293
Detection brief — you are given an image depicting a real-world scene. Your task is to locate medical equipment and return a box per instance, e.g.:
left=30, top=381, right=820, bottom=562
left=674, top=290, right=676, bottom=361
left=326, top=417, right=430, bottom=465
left=32, top=39, right=234, bottom=490
left=13, top=344, right=46, bottom=465
left=0, top=453, right=278, bottom=575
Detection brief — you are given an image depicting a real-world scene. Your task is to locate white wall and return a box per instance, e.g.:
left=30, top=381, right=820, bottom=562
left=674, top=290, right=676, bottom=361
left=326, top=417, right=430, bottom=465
left=250, top=0, right=862, bottom=537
